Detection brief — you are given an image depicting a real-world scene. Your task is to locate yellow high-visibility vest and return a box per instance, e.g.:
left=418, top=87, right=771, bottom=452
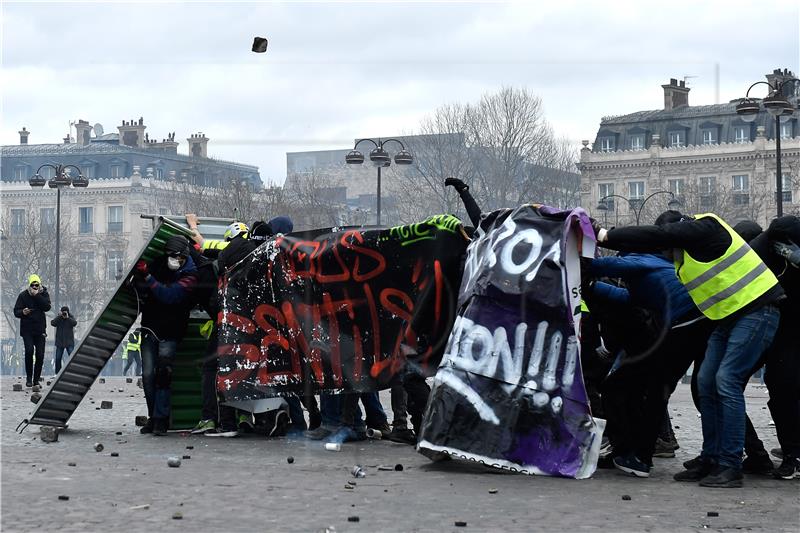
left=676, top=213, right=778, bottom=320
left=127, top=333, right=141, bottom=351
left=202, top=239, right=229, bottom=251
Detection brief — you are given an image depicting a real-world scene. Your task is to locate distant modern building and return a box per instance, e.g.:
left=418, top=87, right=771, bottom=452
left=0, top=118, right=261, bottom=345
left=579, top=69, right=800, bottom=226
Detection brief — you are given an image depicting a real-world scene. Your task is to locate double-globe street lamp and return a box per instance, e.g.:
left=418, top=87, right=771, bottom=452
left=596, top=190, right=681, bottom=226
left=735, top=75, right=799, bottom=217
left=28, top=164, right=90, bottom=311
left=345, top=138, right=413, bottom=226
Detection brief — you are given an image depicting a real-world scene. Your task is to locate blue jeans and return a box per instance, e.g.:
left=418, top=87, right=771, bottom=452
left=698, top=305, right=780, bottom=468
left=140, top=331, right=178, bottom=420
left=319, top=393, right=366, bottom=430
left=54, top=345, right=73, bottom=374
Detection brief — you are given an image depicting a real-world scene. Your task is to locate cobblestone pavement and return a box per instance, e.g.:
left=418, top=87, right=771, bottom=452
left=1, top=376, right=798, bottom=532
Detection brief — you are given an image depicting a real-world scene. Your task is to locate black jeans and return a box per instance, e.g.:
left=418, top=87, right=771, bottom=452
left=22, top=333, right=46, bottom=383
left=748, top=311, right=800, bottom=457
left=54, top=345, right=73, bottom=374
left=603, top=318, right=713, bottom=464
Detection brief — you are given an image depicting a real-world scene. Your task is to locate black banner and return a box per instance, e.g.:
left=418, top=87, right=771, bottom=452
left=216, top=215, right=468, bottom=400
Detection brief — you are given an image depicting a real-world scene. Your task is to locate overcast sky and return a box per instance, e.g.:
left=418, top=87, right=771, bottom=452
left=2, top=0, right=798, bottom=185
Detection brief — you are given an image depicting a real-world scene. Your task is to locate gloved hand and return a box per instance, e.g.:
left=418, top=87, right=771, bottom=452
left=773, top=240, right=800, bottom=267
left=134, top=260, right=149, bottom=278
left=444, top=177, right=469, bottom=193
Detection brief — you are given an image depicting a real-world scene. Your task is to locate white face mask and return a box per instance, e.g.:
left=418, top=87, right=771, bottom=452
left=167, top=257, right=182, bottom=270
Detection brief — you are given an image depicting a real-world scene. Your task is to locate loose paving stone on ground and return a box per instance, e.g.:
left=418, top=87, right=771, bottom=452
left=2, top=376, right=798, bottom=532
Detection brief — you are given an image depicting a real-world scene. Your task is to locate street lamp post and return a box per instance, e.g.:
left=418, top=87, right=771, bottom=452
left=735, top=76, right=799, bottom=218
left=345, top=138, right=413, bottom=226
left=596, top=190, right=681, bottom=226
left=28, top=164, right=89, bottom=311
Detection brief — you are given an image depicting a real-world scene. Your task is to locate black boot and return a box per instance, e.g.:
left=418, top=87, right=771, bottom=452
left=699, top=465, right=743, bottom=488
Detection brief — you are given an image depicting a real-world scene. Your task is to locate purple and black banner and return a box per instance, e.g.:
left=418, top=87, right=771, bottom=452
left=417, top=205, right=605, bottom=478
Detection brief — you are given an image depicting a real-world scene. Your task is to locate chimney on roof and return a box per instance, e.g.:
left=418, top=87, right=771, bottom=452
left=63, top=133, right=71, bottom=144
left=187, top=132, right=209, bottom=158
left=19, top=127, right=29, bottom=144
left=75, top=120, right=92, bottom=147
left=662, top=78, right=690, bottom=111
left=117, top=117, right=147, bottom=149
left=766, top=68, right=798, bottom=97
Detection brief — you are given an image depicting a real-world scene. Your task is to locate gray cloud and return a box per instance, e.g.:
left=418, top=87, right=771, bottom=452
left=2, top=1, right=798, bottom=183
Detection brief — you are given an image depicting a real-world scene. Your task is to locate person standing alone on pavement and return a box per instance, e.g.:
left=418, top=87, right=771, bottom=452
left=50, top=305, right=77, bottom=374
left=13, top=274, right=52, bottom=387
left=123, top=328, right=143, bottom=377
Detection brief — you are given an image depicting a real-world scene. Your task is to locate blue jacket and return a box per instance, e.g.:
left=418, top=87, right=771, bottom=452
left=590, top=253, right=698, bottom=326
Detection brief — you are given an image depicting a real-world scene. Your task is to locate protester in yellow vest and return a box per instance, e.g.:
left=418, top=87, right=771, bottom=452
left=594, top=209, right=783, bottom=488
left=123, top=328, right=142, bottom=377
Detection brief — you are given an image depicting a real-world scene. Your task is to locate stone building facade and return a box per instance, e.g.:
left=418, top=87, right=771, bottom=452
left=579, top=69, right=800, bottom=227
left=0, top=119, right=261, bottom=352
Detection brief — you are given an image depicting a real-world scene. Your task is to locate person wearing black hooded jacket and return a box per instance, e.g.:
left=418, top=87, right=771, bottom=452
left=50, top=306, right=77, bottom=374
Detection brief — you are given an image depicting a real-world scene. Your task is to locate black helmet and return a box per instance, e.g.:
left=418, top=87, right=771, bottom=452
left=164, top=235, right=191, bottom=257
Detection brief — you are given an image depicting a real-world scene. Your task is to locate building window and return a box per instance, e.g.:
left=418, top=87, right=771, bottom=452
left=79, top=251, right=95, bottom=281
left=780, top=121, right=793, bottom=140
left=668, top=178, right=684, bottom=197
left=40, top=208, right=55, bottom=234
left=10, top=209, right=25, bottom=235
left=782, top=175, right=793, bottom=203
left=107, top=206, right=123, bottom=234
left=732, top=174, right=749, bottom=205
left=628, top=134, right=645, bottom=150
left=110, top=165, right=123, bottom=178
left=156, top=168, right=163, bottom=180
left=79, top=207, right=94, bottom=234
left=699, top=176, right=716, bottom=208
left=41, top=166, right=55, bottom=179
left=10, top=254, right=25, bottom=283
left=80, top=165, right=95, bottom=179
left=668, top=131, right=685, bottom=148
left=733, top=126, right=750, bottom=143
left=14, top=166, right=28, bottom=180
left=106, top=251, right=125, bottom=281
left=629, top=181, right=645, bottom=200
left=599, top=137, right=615, bottom=152
left=598, top=183, right=614, bottom=210
left=701, top=129, right=718, bottom=145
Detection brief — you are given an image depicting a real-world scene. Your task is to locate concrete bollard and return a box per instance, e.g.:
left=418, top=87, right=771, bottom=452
left=12, top=384, right=22, bottom=392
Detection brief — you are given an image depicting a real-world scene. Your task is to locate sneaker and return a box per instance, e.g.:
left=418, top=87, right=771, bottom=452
left=152, top=418, right=168, bottom=437
left=683, top=455, right=704, bottom=470
left=387, top=426, right=417, bottom=445
left=674, top=459, right=714, bottom=482
left=238, top=413, right=255, bottom=432
left=742, top=452, right=775, bottom=476
left=269, top=409, right=290, bottom=437
left=190, top=419, right=216, bottom=435
left=699, top=465, right=743, bottom=488
left=206, top=428, right=239, bottom=438
left=770, top=447, right=784, bottom=460
left=652, top=438, right=676, bottom=458
left=305, top=425, right=335, bottom=440
left=328, top=425, right=366, bottom=443
left=773, top=455, right=800, bottom=480
left=613, top=454, right=651, bottom=478
left=369, top=422, right=392, bottom=435
left=139, top=419, right=154, bottom=434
